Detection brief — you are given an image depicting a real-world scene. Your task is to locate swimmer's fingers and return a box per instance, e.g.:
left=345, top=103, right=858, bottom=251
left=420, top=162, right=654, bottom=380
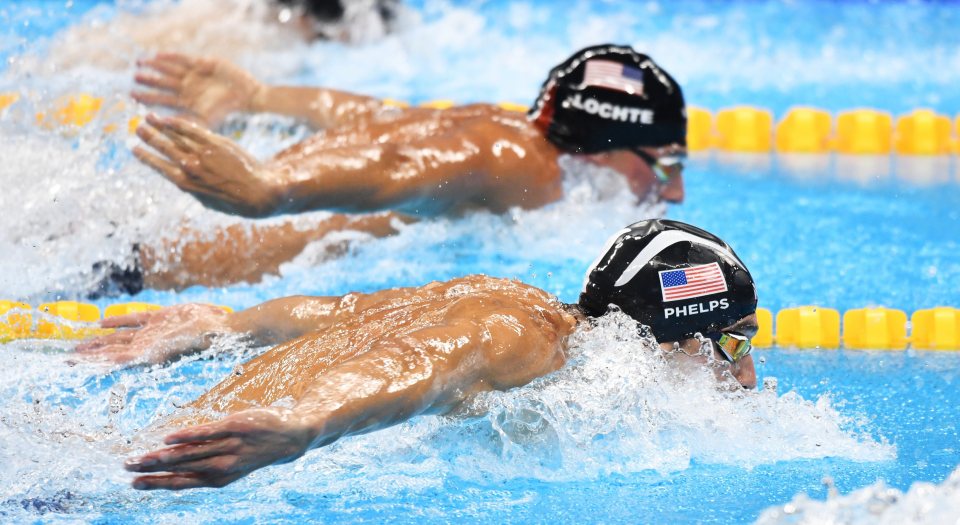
left=126, top=439, right=242, bottom=473
left=130, top=90, right=181, bottom=111
left=153, top=52, right=203, bottom=73
left=154, top=116, right=210, bottom=153
left=133, top=72, right=181, bottom=93
left=73, top=345, right=141, bottom=364
left=163, top=423, right=237, bottom=445
left=75, top=331, right=136, bottom=352
left=138, top=54, right=189, bottom=78
left=100, top=311, right=155, bottom=329
left=162, top=116, right=217, bottom=146
left=131, top=472, right=238, bottom=491
left=136, top=121, right=205, bottom=182
left=136, top=120, right=190, bottom=163
left=133, top=145, right=188, bottom=186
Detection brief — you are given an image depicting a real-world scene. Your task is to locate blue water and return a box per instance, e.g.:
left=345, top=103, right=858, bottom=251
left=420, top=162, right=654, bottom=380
left=2, top=1, right=960, bottom=524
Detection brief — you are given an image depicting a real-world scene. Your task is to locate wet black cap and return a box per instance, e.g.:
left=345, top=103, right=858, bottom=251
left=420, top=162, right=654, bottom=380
left=579, top=219, right=757, bottom=342
left=529, top=44, right=686, bottom=154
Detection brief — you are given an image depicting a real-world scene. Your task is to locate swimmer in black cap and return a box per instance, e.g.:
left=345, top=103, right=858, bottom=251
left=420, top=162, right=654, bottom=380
left=124, top=44, right=688, bottom=291
left=78, top=219, right=757, bottom=491
left=273, top=0, right=400, bottom=41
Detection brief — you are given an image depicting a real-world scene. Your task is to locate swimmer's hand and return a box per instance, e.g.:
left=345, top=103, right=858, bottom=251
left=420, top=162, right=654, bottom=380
left=134, top=114, right=281, bottom=217
left=132, top=53, right=263, bottom=127
left=124, top=408, right=311, bottom=490
left=75, top=303, right=231, bottom=365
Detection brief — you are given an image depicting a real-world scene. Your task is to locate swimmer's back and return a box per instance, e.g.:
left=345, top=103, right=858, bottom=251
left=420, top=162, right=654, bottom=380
left=191, top=276, right=575, bottom=415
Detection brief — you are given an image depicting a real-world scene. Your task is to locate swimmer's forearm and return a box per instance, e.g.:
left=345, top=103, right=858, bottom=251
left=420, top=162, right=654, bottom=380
left=291, top=342, right=477, bottom=449
left=226, top=296, right=341, bottom=345
left=250, top=85, right=382, bottom=129
left=264, top=146, right=469, bottom=216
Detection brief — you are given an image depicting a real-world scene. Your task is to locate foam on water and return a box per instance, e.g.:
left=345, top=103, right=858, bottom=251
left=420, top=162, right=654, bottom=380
left=0, top=312, right=892, bottom=522
left=756, top=466, right=960, bottom=525
left=2, top=0, right=959, bottom=522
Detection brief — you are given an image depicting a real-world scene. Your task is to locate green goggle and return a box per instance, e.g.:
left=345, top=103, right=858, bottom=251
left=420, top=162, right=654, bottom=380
left=634, top=149, right=687, bottom=183
left=707, top=332, right=752, bottom=363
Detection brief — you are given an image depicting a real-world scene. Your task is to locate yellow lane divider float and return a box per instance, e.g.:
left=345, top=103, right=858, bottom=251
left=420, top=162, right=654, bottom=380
left=6, top=91, right=960, bottom=155
left=775, top=107, right=833, bottom=153
left=0, top=301, right=233, bottom=342
left=715, top=106, right=774, bottom=152
left=775, top=306, right=841, bottom=349
left=0, top=300, right=956, bottom=350
left=748, top=305, right=960, bottom=350
left=894, top=109, right=953, bottom=155
left=0, top=93, right=19, bottom=114
left=912, top=307, right=960, bottom=350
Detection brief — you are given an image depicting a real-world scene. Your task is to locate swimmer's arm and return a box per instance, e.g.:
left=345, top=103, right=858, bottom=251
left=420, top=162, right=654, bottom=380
left=225, top=281, right=425, bottom=345
left=135, top=115, right=487, bottom=217
left=133, top=53, right=381, bottom=129
left=263, top=126, right=493, bottom=215
left=250, top=85, right=384, bottom=130
left=141, top=212, right=412, bottom=290
left=291, top=306, right=570, bottom=446
left=124, top=307, right=570, bottom=490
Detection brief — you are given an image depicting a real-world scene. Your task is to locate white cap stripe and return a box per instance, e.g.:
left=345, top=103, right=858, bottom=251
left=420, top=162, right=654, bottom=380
left=581, top=227, right=631, bottom=293
left=612, top=230, right=745, bottom=288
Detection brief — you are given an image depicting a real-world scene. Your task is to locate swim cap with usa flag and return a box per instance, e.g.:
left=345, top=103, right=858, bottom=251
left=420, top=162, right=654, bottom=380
left=529, top=44, right=686, bottom=154
left=579, top=219, right=757, bottom=342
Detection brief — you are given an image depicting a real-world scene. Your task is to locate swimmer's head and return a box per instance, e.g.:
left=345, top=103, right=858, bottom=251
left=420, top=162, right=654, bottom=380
left=273, top=0, right=399, bottom=41
left=578, top=219, right=757, bottom=345
left=529, top=44, right=686, bottom=155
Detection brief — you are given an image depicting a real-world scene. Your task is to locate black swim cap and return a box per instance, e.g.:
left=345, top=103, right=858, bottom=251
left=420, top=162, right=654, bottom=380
left=579, top=220, right=757, bottom=342
left=529, top=44, right=686, bottom=154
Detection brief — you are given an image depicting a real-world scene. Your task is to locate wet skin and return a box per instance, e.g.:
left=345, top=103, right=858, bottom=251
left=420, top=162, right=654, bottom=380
left=132, top=53, right=684, bottom=219
left=659, top=313, right=759, bottom=390
left=80, top=276, right=757, bottom=490
left=106, top=275, right=577, bottom=490
left=129, top=53, right=686, bottom=291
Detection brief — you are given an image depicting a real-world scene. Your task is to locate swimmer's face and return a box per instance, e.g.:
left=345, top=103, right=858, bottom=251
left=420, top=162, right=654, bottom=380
left=658, top=313, right=759, bottom=389
left=579, top=144, right=686, bottom=204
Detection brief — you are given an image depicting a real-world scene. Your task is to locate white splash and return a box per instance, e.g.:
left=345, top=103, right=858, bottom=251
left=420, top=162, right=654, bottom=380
left=755, top=466, right=960, bottom=525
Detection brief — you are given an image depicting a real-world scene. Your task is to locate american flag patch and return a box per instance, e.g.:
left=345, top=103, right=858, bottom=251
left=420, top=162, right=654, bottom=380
left=582, top=59, right=645, bottom=95
left=659, top=263, right=728, bottom=302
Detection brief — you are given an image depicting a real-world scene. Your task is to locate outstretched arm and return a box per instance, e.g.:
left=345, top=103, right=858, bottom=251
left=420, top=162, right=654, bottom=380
left=141, top=212, right=411, bottom=290
left=73, top=299, right=340, bottom=365
left=76, top=277, right=419, bottom=365
left=134, top=114, right=495, bottom=217
left=133, top=53, right=383, bottom=129
left=123, top=299, right=574, bottom=490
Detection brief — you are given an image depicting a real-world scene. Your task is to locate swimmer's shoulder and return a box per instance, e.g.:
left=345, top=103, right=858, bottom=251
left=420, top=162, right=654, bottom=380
left=440, top=275, right=568, bottom=313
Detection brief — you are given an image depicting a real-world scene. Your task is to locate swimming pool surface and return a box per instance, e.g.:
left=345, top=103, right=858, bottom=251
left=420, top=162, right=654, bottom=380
left=2, top=1, right=960, bottom=523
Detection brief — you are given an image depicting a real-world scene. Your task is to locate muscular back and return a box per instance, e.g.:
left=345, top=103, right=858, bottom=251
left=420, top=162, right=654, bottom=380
left=190, top=276, right=578, bottom=417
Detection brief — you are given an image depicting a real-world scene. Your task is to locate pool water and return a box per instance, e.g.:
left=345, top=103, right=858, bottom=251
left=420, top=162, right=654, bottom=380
left=2, top=1, right=960, bottom=523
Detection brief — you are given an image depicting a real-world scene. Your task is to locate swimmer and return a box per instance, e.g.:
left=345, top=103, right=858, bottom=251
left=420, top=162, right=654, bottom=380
left=120, top=44, right=688, bottom=292
left=132, top=44, right=686, bottom=217
left=19, top=0, right=400, bottom=74
left=87, top=211, right=409, bottom=296
left=274, top=0, right=402, bottom=41
left=77, top=219, right=758, bottom=490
